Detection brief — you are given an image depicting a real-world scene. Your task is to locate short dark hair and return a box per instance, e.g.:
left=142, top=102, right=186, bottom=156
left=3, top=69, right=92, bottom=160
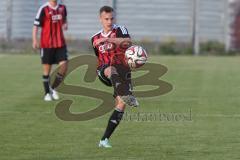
left=99, top=6, right=114, bottom=14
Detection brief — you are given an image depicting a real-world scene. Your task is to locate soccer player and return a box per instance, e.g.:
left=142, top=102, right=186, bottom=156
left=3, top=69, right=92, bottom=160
left=91, top=6, right=139, bottom=148
left=32, top=0, right=68, bottom=101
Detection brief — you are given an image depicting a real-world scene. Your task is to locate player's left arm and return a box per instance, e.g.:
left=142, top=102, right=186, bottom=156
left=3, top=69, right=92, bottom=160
left=62, top=5, right=68, bottom=31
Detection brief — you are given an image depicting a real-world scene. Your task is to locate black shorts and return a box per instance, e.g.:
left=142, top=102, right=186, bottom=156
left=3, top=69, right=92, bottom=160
left=97, top=64, right=132, bottom=98
left=40, top=46, right=68, bottom=64
left=96, top=64, right=112, bottom=87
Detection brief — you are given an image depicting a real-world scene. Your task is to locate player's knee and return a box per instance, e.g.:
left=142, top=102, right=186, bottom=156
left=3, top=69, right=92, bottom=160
left=104, top=66, right=117, bottom=78
left=59, top=61, right=68, bottom=75
left=104, top=67, right=111, bottom=78
left=116, top=102, right=125, bottom=111
left=59, top=61, right=68, bottom=66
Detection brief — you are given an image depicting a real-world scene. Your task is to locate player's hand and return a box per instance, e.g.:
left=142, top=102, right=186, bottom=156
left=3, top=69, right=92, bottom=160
left=32, top=40, right=39, bottom=49
left=63, top=23, right=68, bottom=31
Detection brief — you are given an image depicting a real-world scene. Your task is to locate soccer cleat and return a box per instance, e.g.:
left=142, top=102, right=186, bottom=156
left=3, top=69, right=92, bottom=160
left=51, top=89, right=59, bottom=100
left=120, top=95, right=139, bottom=107
left=98, top=138, right=112, bottom=148
left=44, top=93, right=52, bottom=101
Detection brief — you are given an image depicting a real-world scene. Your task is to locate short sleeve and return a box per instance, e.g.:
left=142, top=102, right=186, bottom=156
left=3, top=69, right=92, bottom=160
left=34, top=6, right=45, bottom=27
left=116, top=26, right=131, bottom=38
left=63, top=5, right=67, bottom=23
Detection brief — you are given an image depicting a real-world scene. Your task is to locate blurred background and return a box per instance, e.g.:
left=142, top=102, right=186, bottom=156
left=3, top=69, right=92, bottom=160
left=1, top=0, right=240, bottom=55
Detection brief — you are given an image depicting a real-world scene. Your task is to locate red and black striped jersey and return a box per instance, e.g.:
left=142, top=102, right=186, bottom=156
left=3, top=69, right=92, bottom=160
left=34, top=2, right=67, bottom=48
left=91, top=24, right=131, bottom=67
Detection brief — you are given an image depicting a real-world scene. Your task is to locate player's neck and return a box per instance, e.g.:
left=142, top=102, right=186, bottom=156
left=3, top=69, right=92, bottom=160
left=103, top=28, right=112, bottom=35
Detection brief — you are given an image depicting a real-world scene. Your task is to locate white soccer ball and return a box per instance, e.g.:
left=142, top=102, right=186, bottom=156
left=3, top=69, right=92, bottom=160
left=125, top=45, right=148, bottom=69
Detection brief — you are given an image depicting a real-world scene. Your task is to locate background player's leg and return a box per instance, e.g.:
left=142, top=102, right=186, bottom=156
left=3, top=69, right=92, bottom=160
left=51, top=60, right=68, bottom=89
left=50, top=60, right=68, bottom=100
left=42, top=64, right=52, bottom=101
left=42, top=64, right=51, bottom=94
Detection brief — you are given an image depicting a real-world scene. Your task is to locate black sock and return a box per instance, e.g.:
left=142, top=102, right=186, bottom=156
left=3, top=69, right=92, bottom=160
left=101, top=108, right=124, bottom=140
left=111, top=74, right=128, bottom=96
left=110, top=74, right=122, bottom=86
left=51, top=73, right=64, bottom=89
left=43, top=75, right=50, bottom=94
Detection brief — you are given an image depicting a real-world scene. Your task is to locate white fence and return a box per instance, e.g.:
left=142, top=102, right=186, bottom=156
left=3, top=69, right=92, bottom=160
left=0, top=0, right=236, bottom=53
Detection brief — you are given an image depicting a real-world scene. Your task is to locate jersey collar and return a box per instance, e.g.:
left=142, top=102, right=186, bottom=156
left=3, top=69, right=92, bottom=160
left=100, top=24, right=117, bottom=37
left=47, top=2, right=59, bottom=10
left=101, top=30, right=112, bottom=38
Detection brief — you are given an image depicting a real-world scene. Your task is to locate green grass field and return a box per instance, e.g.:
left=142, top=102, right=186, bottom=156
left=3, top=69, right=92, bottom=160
left=0, top=54, right=240, bottom=160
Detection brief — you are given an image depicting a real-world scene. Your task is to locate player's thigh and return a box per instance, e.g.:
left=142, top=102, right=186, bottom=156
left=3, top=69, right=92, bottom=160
left=104, top=66, right=117, bottom=78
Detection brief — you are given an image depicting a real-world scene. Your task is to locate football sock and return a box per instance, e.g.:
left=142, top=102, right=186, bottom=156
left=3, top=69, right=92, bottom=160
left=43, top=75, right=50, bottom=94
left=51, top=73, right=64, bottom=89
left=110, top=73, right=122, bottom=85
left=101, top=108, right=124, bottom=140
left=110, top=74, right=127, bottom=96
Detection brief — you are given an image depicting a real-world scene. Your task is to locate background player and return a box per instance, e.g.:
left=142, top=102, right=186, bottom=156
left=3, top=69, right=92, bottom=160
left=32, top=0, right=68, bottom=101
left=91, top=6, right=139, bottom=148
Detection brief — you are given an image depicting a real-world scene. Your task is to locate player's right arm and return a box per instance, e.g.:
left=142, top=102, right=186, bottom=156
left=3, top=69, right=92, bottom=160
left=62, top=5, right=68, bottom=31
left=32, top=26, right=39, bottom=49
left=32, top=5, right=45, bottom=49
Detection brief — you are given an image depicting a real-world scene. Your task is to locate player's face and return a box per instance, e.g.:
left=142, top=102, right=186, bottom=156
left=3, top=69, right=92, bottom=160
left=100, top=11, right=114, bottom=32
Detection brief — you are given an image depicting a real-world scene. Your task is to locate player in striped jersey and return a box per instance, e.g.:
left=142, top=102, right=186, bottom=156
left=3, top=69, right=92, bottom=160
left=91, top=6, right=139, bottom=148
left=32, top=0, right=68, bottom=101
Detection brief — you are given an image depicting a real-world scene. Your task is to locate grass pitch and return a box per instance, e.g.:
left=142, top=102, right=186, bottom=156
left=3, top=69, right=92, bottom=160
left=0, top=54, right=240, bottom=160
